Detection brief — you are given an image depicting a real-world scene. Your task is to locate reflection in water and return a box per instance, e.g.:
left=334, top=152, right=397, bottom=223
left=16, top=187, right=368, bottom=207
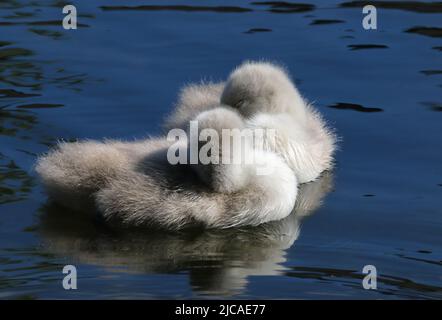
left=0, top=10, right=94, bottom=90
left=0, top=2, right=95, bottom=213
left=0, top=88, right=40, bottom=98
left=28, top=28, right=64, bottom=40
left=310, top=19, right=345, bottom=25
left=0, top=0, right=70, bottom=9
left=406, top=27, right=442, bottom=38
left=285, top=265, right=442, bottom=297
left=0, top=20, right=89, bottom=27
left=4, top=11, right=35, bottom=19
left=0, top=47, right=33, bottom=60
left=0, top=108, right=37, bottom=204
left=0, top=156, right=34, bottom=204
left=396, top=254, right=441, bottom=267
left=0, top=41, right=13, bottom=47
left=421, top=102, right=442, bottom=112
left=244, top=28, right=272, bottom=34
left=328, top=102, right=383, bottom=113
left=0, top=109, right=37, bottom=137
left=251, top=2, right=315, bottom=13
left=100, top=5, right=253, bottom=13
left=0, top=0, right=91, bottom=28
left=420, top=70, right=442, bottom=75
left=0, top=42, right=44, bottom=90
left=16, top=103, right=63, bottom=109
left=340, top=1, right=442, bottom=13
left=348, top=44, right=388, bottom=50
left=0, top=49, right=90, bottom=91
left=37, top=173, right=333, bottom=296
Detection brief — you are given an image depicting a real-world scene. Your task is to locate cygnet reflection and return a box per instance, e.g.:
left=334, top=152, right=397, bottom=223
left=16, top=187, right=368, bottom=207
left=37, top=172, right=333, bottom=296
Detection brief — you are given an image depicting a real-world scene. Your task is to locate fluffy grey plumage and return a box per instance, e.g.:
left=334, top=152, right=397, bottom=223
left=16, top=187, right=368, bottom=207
left=36, top=61, right=336, bottom=230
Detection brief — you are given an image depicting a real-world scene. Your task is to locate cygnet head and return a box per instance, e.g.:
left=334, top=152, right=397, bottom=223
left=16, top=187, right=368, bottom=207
left=188, top=106, right=253, bottom=193
left=221, top=61, right=307, bottom=121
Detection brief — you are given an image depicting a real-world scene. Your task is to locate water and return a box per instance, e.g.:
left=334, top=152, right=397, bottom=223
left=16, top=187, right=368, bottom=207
left=0, top=0, right=441, bottom=299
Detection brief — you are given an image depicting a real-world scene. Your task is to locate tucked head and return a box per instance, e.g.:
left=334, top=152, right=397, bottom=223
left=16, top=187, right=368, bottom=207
left=188, top=107, right=253, bottom=193
left=221, top=61, right=307, bottom=120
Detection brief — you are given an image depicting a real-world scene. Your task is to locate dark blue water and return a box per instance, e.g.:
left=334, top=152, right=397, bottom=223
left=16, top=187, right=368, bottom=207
left=0, top=0, right=441, bottom=299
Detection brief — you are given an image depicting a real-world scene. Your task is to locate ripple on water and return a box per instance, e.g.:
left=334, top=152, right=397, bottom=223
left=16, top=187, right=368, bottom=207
left=328, top=102, right=384, bottom=112
left=0, top=157, right=34, bottom=205
left=340, top=1, right=442, bottom=13
left=420, top=70, right=442, bottom=75
left=0, top=20, right=89, bottom=27
left=0, top=47, right=33, bottom=60
left=28, top=28, right=64, bottom=40
left=348, top=44, right=389, bottom=50
left=421, top=102, right=442, bottom=112
left=251, top=2, right=315, bottom=13
left=15, top=103, right=64, bottom=109
left=406, top=26, right=442, bottom=38
left=310, top=19, right=345, bottom=25
left=0, top=89, right=40, bottom=98
left=244, top=28, right=273, bottom=34
left=284, top=265, right=442, bottom=298
left=100, top=5, right=253, bottom=13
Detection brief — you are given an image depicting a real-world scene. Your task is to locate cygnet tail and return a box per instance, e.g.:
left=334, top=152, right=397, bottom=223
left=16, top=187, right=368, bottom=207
left=35, top=141, right=130, bottom=212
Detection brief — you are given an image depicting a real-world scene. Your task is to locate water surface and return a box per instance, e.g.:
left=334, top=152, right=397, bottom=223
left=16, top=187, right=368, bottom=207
left=0, top=0, right=441, bottom=299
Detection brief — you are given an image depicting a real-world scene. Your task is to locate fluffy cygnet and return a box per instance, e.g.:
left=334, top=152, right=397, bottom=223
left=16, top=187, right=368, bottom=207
left=166, top=61, right=336, bottom=183
left=35, top=61, right=335, bottom=230
left=35, top=109, right=296, bottom=229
